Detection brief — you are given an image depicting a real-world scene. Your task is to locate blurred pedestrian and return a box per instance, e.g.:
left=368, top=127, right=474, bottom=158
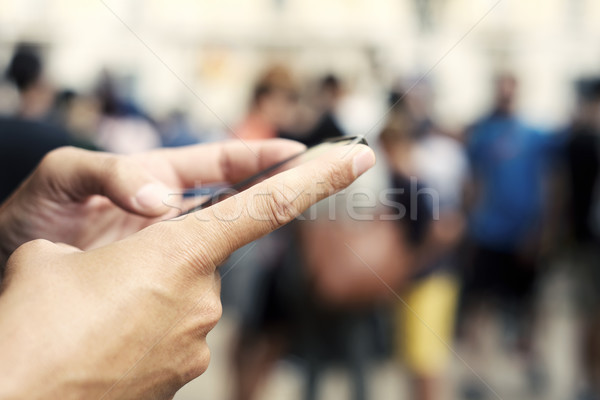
left=565, top=78, right=600, bottom=400
left=159, top=109, right=200, bottom=147
left=460, top=73, right=562, bottom=393
left=298, top=74, right=346, bottom=147
left=93, top=70, right=161, bottom=153
left=0, top=43, right=70, bottom=202
left=380, top=86, right=467, bottom=400
left=236, top=65, right=299, bottom=141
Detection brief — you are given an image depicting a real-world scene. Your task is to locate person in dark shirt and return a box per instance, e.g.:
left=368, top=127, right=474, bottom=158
left=301, top=74, right=346, bottom=147
left=1, top=43, right=70, bottom=202
left=565, top=78, right=600, bottom=399
left=0, top=118, right=69, bottom=202
left=5, top=43, right=55, bottom=121
left=567, top=79, right=600, bottom=243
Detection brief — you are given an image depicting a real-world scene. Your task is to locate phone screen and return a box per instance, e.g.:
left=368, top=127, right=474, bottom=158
left=178, top=136, right=368, bottom=216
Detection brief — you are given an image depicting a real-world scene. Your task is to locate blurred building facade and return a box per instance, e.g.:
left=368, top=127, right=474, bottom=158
left=1, top=0, right=600, bottom=133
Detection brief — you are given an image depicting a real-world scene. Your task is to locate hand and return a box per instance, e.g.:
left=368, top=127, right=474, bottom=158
left=0, top=141, right=375, bottom=400
left=0, top=140, right=306, bottom=268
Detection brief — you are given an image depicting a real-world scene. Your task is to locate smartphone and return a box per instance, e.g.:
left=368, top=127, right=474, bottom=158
left=178, top=136, right=368, bottom=216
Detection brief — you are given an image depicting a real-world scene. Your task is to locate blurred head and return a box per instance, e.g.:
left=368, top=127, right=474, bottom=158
left=95, top=70, right=121, bottom=116
left=317, top=74, right=343, bottom=110
left=575, top=78, right=600, bottom=130
left=494, top=73, right=518, bottom=114
left=395, top=79, right=432, bottom=123
left=251, top=65, right=298, bottom=129
left=6, top=44, right=42, bottom=92
left=378, top=100, right=417, bottom=175
left=5, top=43, right=54, bottom=119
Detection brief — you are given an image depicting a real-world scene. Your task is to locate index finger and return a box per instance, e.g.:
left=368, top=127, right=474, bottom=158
left=161, top=143, right=376, bottom=275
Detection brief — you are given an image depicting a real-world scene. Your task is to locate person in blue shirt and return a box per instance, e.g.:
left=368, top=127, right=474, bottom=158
left=467, top=75, right=558, bottom=254
left=464, top=73, right=558, bottom=294
left=460, top=74, right=562, bottom=394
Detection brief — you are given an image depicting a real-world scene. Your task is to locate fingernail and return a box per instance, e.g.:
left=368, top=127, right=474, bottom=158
left=352, top=147, right=376, bottom=177
left=134, top=183, right=170, bottom=211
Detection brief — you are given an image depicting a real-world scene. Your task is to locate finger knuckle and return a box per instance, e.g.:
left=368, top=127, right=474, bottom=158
left=153, top=223, right=217, bottom=278
left=39, top=147, right=77, bottom=172
left=186, top=285, right=223, bottom=337
left=323, top=161, right=352, bottom=193
left=263, top=183, right=302, bottom=228
left=182, top=345, right=211, bottom=383
left=180, top=239, right=217, bottom=277
left=203, top=295, right=223, bottom=331
left=218, top=143, right=235, bottom=182
left=11, top=239, right=55, bottom=259
left=5, top=239, right=57, bottom=278
left=101, top=154, right=128, bottom=182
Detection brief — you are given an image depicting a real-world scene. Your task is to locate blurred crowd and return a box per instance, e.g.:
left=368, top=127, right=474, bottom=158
left=1, top=42, right=600, bottom=400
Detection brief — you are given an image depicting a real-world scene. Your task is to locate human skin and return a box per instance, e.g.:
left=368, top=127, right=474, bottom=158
left=0, top=140, right=375, bottom=400
left=0, top=140, right=307, bottom=266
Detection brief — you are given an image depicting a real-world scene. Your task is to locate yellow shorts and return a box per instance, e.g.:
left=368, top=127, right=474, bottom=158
left=396, top=273, right=459, bottom=376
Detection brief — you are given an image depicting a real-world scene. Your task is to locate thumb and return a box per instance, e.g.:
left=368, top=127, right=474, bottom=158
left=35, top=147, right=171, bottom=217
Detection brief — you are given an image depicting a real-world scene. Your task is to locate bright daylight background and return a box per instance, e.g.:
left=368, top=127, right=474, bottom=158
left=1, top=1, right=600, bottom=400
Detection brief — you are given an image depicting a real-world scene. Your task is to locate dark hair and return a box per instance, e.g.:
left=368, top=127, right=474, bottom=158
left=252, top=83, right=273, bottom=104
left=388, top=90, right=407, bottom=108
left=577, top=77, right=600, bottom=102
left=251, top=65, right=296, bottom=106
left=6, top=44, right=43, bottom=92
left=320, top=74, right=340, bottom=91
